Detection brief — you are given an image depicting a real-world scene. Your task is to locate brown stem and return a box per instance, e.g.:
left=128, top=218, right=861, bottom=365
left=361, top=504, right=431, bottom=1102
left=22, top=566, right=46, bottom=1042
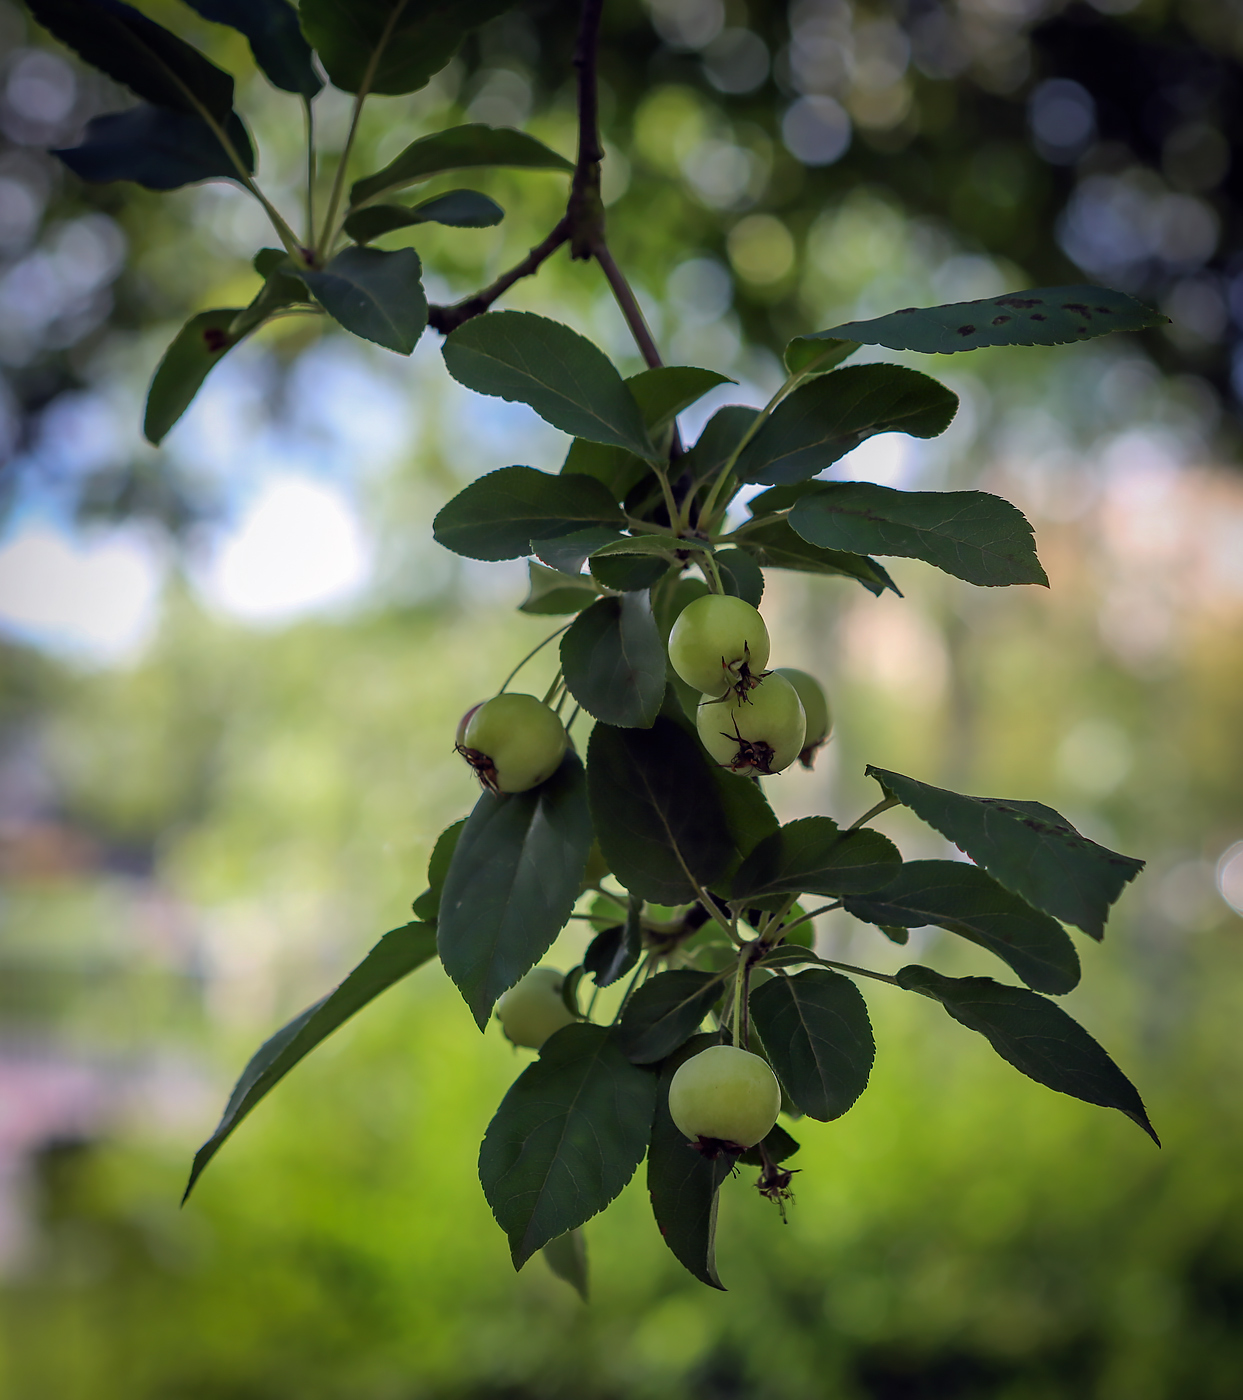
left=595, top=242, right=663, bottom=369
left=427, top=219, right=569, bottom=335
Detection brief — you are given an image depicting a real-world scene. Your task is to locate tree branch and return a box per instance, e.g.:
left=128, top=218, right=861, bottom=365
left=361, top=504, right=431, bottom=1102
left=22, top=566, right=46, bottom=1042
left=426, top=219, right=570, bottom=335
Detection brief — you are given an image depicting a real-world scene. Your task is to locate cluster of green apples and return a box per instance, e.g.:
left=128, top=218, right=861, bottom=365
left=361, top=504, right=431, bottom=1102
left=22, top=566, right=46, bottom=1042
left=456, top=595, right=833, bottom=1154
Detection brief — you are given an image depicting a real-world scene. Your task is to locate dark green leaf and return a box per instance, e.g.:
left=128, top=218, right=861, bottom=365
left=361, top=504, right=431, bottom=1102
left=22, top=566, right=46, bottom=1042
left=588, top=553, right=670, bottom=592
left=712, top=768, right=779, bottom=887
left=647, top=1033, right=734, bottom=1289
left=618, top=970, right=727, bottom=1063
left=716, top=548, right=764, bottom=606
left=144, top=309, right=242, bottom=445
left=683, top=405, right=759, bottom=485
left=301, top=0, right=513, bottom=96
left=442, top=312, right=656, bottom=457
left=542, top=1229, right=588, bottom=1301
left=561, top=593, right=665, bottom=729
left=843, top=860, right=1081, bottom=995
left=587, top=716, right=734, bottom=903
left=55, top=104, right=254, bottom=189
left=735, top=365, right=958, bottom=486
left=519, top=561, right=601, bottom=616
left=350, top=123, right=572, bottom=206
left=808, top=285, right=1166, bottom=355
left=749, top=968, right=874, bottom=1121
left=738, top=1122, right=801, bottom=1166
left=560, top=438, right=649, bottom=503
left=343, top=189, right=504, bottom=243
left=301, top=246, right=427, bottom=354
left=897, top=966, right=1158, bottom=1144
left=584, top=907, right=641, bottom=988
left=738, top=519, right=899, bottom=597
left=782, top=335, right=859, bottom=377
left=867, top=767, right=1144, bottom=938
left=434, top=467, right=625, bottom=561
left=625, top=366, right=734, bottom=436
left=183, top=0, right=321, bottom=96
left=411, top=818, right=466, bottom=921
left=532, top=527, right=627, bottom=573
left=229, top=252, right=313, bottom=339
left=27, top=0, right=236, bottom=119
left=789, top=483, right=1047, bottom=588
left=438, top=754, right=592, bottom=1027
left=732, top=817, right=903, bottom=901
left=184, top=922, right=437, bottom=1200
left=479, top=1023, right=657, bottom=1268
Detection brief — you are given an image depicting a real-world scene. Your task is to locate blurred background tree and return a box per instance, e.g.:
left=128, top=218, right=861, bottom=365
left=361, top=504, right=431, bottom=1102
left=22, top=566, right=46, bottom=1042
left=0, top=1, right=1241, bottom=1397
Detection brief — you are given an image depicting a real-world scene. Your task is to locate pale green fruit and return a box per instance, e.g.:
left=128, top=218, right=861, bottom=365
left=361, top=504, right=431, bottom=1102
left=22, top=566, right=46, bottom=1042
left=668, top=1045, right=781, bottom=1149
left=459, top=693, right=567, bottom=793
left=773, top=667, right=832, bottom=767
left=496, top=967, right=576, bottom=1049
left=696, top=671, right=805, bottom=775
left=667, top=594, right=771, bottom=698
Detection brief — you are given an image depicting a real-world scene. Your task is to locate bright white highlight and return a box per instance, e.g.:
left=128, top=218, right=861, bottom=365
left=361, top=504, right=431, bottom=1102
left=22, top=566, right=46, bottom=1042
left=0, top=523, right=161, bottom=659
left=202, top=475, right=370, bottom=622
left=1216, top=841, right=1243, bottom=915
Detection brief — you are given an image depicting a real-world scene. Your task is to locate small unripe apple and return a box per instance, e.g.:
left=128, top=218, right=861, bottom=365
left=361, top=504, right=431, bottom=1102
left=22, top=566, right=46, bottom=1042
left=773, top=667, right=832, bottom=768
left=496, top=967, right=576, bottom=1049
left=668, top=594, right=771, bottom=698
left=696, top=671, right=805, bottom=775
left=457, top=693, right=567, bottom=793
left=667, top=1044, right=781, bottom=1151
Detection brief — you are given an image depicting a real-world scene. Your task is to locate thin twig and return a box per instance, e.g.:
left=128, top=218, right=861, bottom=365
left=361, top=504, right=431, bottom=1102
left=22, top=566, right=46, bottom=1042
left=427, top=220, right=570, bottom=334
left=594, top=243, right=663, bottom=369
left=849, top=796, right=899, bottom=830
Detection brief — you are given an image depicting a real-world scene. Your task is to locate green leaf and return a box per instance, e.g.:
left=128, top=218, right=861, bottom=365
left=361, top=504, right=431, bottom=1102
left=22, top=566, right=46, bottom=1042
left=530, top=527, right=626, bottom=574
left=716, top=548, right=764, bottom=606
left=301, top=246, right=427, bottom=354
left=560, top=593, right=666, bottom=729
left=301, top=0, right=513, bottom=96
left=144, top=309, right=242, bottom=445
left=55, top=103, right=254, bottom=190
left=343, top=189, right=504, bottom=243
left=731, top=817, right=903, bottom=901
left=228, top=252, right=314, bottom=338
left=842, top=860, right=1081, bottom=995
left=618, top=970, right=727, bottom=1063
left=646, top=1033, right=734, bottom=1289
left=867, top=767, right=1144, bottom=939
left=749, top=968, right=874, bottom=1121
left=789, top=483, right=1047, bottom=588
left=583, top=910, right=641, bottom=989
left=587, top=716, right=734, bottom=904
left=896, top=966, right=1158, bottom=1144
left=438, top=754, right=592, bottom=1028
left=27, top=0, right=237, bottom=120
left=738, top=1122, right=801, bottom=1166
left=183, top=0, right=322, bottom=96
left=542, top=1229, right=588, bottom=1301
left=560, top=438, right=649, bottom=503
left=807, top=285, right=1166, bottom=356
left=712, top=767, right=779, bottom=887
left=184, top=921, right=437, bottom=1200
left=442, top=312, right=657, bottom=458
left=589, top=553, right=671, bottom=593
left=735, top=365, right=958, bottom=486
left=479, top=1023, right=658, bottom=1268
left=350, top=123, right=572, bottom=207
left=738, top=519, right=899, bottom=597
left=782, top=335, right=859, bottom=377
left=411, top=818, right=466, bottom=921
left=625, top=366, right=734, bottom=436
left=519, top=561, right=601, bottom=616
left=434, top=467, right=625, bottom=562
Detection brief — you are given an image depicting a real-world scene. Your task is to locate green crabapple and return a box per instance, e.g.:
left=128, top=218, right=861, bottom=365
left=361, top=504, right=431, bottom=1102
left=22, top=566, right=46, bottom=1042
left=668, top=1044, right=781, bottom=1153
left=773, top=667, right=832, bottom=768
left=668, top=594, right=771, bottom=698
left=696, top=671, right=806, bottom=775
left=495, top=967, right=576, bottom=1049
left=456, top=693, right=567, bottom=794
